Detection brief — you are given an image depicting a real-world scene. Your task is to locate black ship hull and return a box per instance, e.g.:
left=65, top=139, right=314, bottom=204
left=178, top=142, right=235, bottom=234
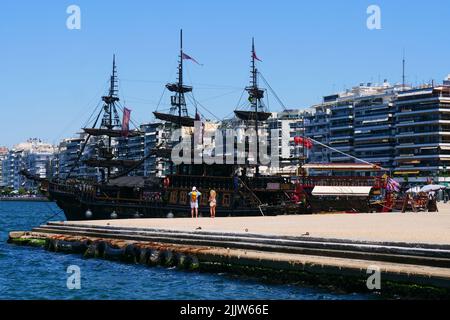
left=50, top=191, right=288, bottom=221
left=48, top=176, right=301, bottom=221
left=46, top=171, right=388, bottom=221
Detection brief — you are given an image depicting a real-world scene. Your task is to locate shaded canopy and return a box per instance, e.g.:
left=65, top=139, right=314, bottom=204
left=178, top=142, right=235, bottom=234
left=107, top=176, right=160, bottom=188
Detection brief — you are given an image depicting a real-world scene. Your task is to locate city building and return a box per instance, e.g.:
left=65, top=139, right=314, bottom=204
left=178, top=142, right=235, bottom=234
left=117, top=129, right=146, bottom=177
left=305, top=103, right=331, bottom=164
left=0, top=147, right=8, bottom=188
left=304, top=81, right=407, bottom=176
left=394, top=78, right=450, bottom=184
left=55, top=135, right=100, bottom=181
left=1, top=139, right=55, bottom=191
left=268, top=110, right=306, bottom=175
left=353, top=85, right=397, bottom=174
left=17, top=76, right=450, bottom=187
left=55, top=137, right=83, bottom=180
left=143, top=122, right=169, bottom=177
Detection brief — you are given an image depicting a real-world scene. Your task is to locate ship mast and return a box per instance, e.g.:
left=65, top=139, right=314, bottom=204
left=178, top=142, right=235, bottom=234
left=63, top=56, right=142, bottom=182
left=101, top=55, right=121, bottom=179
left=179, top=30, right=184, bottom=126
left=171, top=29, right=190, bottom=126
left=246, top=38, right=264, bottom=176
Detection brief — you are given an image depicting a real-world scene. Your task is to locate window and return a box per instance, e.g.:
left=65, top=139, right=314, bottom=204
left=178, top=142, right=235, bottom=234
left=179, top=191, right=187, bottom=205
left=222, top=193, right=231, bottom=207
left=169, top=191, right=178, bottom=204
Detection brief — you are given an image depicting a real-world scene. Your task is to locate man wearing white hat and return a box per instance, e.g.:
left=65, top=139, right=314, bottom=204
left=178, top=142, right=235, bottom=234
left=188, top=186, right=202, bottom=218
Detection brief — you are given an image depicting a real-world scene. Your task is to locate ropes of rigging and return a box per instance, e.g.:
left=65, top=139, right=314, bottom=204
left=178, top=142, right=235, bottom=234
left=275, top=123, right=387, bottom=171
left=53, top=80, right=109, bottom=144
left=82, top=101, right=103, bottom=129
left=186, top=95, right=222, bottom=122
left=307, top=136, right=387, bottom=170
left=154, top=86, right=167, bottom=112
left=258, top=71, right=287, bottom=111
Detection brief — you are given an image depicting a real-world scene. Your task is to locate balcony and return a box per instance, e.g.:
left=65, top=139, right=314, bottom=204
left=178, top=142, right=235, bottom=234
left=354, top=104, right=389, bottom=112
left=306, top=129, right=328, bottom=136
left=354, top=145, right=394, bottom=152
left=396, top=131, right=448, bottom=138
left=329, top=135, right=353, bottom=141
left=330, top=146, right=353, bottom=152
left=354, top=135, right=392, bottom=142
left=331, top=105, right=353, bottom=111
left=330, top=156, right=353, bottom=162
left=395, top=154, right=450, bottom=160
left=305, top=121, right=328, bottom=127
left=396, top=120, right=447, bottom=127
left=394, top=108, right=442, bottom=117
left=356, top=156, right=393, bottom=163
left=354, top=125, right=392, bottom=133
left=395, top=95, right=442, bottom=105
left=395, top=143, right=444, bottom=149
left=329, top=125, right=353, bottom=131
left=330, top=115, right=353, bottom=121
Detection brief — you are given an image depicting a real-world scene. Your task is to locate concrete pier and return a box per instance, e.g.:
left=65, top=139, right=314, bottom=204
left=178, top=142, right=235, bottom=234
left=8, top=209, right=450, bottom=298
left=64, top=210, right=450, bottom=245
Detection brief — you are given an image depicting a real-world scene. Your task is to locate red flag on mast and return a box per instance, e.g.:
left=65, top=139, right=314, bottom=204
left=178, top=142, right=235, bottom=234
left=253, top=50, right=262, bottom=62
left=294, top=136, right=313, bottom=149
left=122, top=107, right=131, bottom=137
left=194, top=110, right=204, bottom=144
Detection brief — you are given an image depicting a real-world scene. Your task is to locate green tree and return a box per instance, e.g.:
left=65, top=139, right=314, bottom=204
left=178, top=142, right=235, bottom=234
left=1, top=187, right=13, bottom=196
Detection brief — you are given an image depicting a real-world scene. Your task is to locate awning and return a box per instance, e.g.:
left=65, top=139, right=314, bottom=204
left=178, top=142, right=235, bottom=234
left=107, top=176, right=147, bottom=188
left=362, top=117, right=389, bottom=124
left=312, top=186, right=372, bottom=197
left=394, top=171, right=420, bottom=175
left=303, top=163, right=384, bottom=171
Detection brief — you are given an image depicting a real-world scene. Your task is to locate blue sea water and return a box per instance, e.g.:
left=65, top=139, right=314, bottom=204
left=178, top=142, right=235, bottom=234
left=0, top=201, right=375, bottom=300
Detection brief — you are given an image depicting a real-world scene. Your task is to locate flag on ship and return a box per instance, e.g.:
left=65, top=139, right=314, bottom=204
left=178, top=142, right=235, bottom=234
left=182, top=52, right=202, bottom=65
left=121, top=107, right=131, bottom=137
left=294, top=136, right=313, bottom=149
left=194, top=109, right=204, bottom=144
left=253, top=50, right=262, bottom=62
left=386, top=177, right=400, bottom=192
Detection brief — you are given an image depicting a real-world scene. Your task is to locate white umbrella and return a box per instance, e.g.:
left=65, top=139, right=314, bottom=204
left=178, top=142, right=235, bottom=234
left=420, top=185, right=447, bottom=193
left=406, top=186, right=422, bottom=194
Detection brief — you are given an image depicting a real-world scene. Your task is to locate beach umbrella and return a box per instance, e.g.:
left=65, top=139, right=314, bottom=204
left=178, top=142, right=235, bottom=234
left=420, top=185, right=447, bottom=193
left=406, top=186, right=421, bottom=194
left=407, top=186, right=421, bottom=193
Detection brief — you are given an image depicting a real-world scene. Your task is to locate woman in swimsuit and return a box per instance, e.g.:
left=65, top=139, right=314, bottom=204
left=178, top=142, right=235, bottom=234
left=209, top=189, right=217, bottom=218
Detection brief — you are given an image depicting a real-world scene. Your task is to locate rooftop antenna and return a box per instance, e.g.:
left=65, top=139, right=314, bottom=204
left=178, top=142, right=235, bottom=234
left=402, top=49, right=406, bottom=91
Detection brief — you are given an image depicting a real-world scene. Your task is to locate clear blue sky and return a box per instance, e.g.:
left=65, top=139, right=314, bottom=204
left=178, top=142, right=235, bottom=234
left=1, top=0, right=450, bottom=148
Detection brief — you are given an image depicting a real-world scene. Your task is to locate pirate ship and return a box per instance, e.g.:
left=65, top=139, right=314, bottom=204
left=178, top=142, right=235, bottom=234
left=38, top=30, right=301, bottom=221
left=23, top=30, right=398, bottom=220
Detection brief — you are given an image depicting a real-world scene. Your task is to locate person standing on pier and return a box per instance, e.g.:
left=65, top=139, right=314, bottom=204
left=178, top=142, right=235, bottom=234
left=209, top=189, right=217, bottom=218
left=189, top=187, right=202, bottom=218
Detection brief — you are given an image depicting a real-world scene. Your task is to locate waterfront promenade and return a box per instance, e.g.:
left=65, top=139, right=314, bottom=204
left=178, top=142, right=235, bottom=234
left=63, top=208, right=450, bottom=245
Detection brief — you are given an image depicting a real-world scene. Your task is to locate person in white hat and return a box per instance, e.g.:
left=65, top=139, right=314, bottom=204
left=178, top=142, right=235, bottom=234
left=188, top=186, right=202, bottom=218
